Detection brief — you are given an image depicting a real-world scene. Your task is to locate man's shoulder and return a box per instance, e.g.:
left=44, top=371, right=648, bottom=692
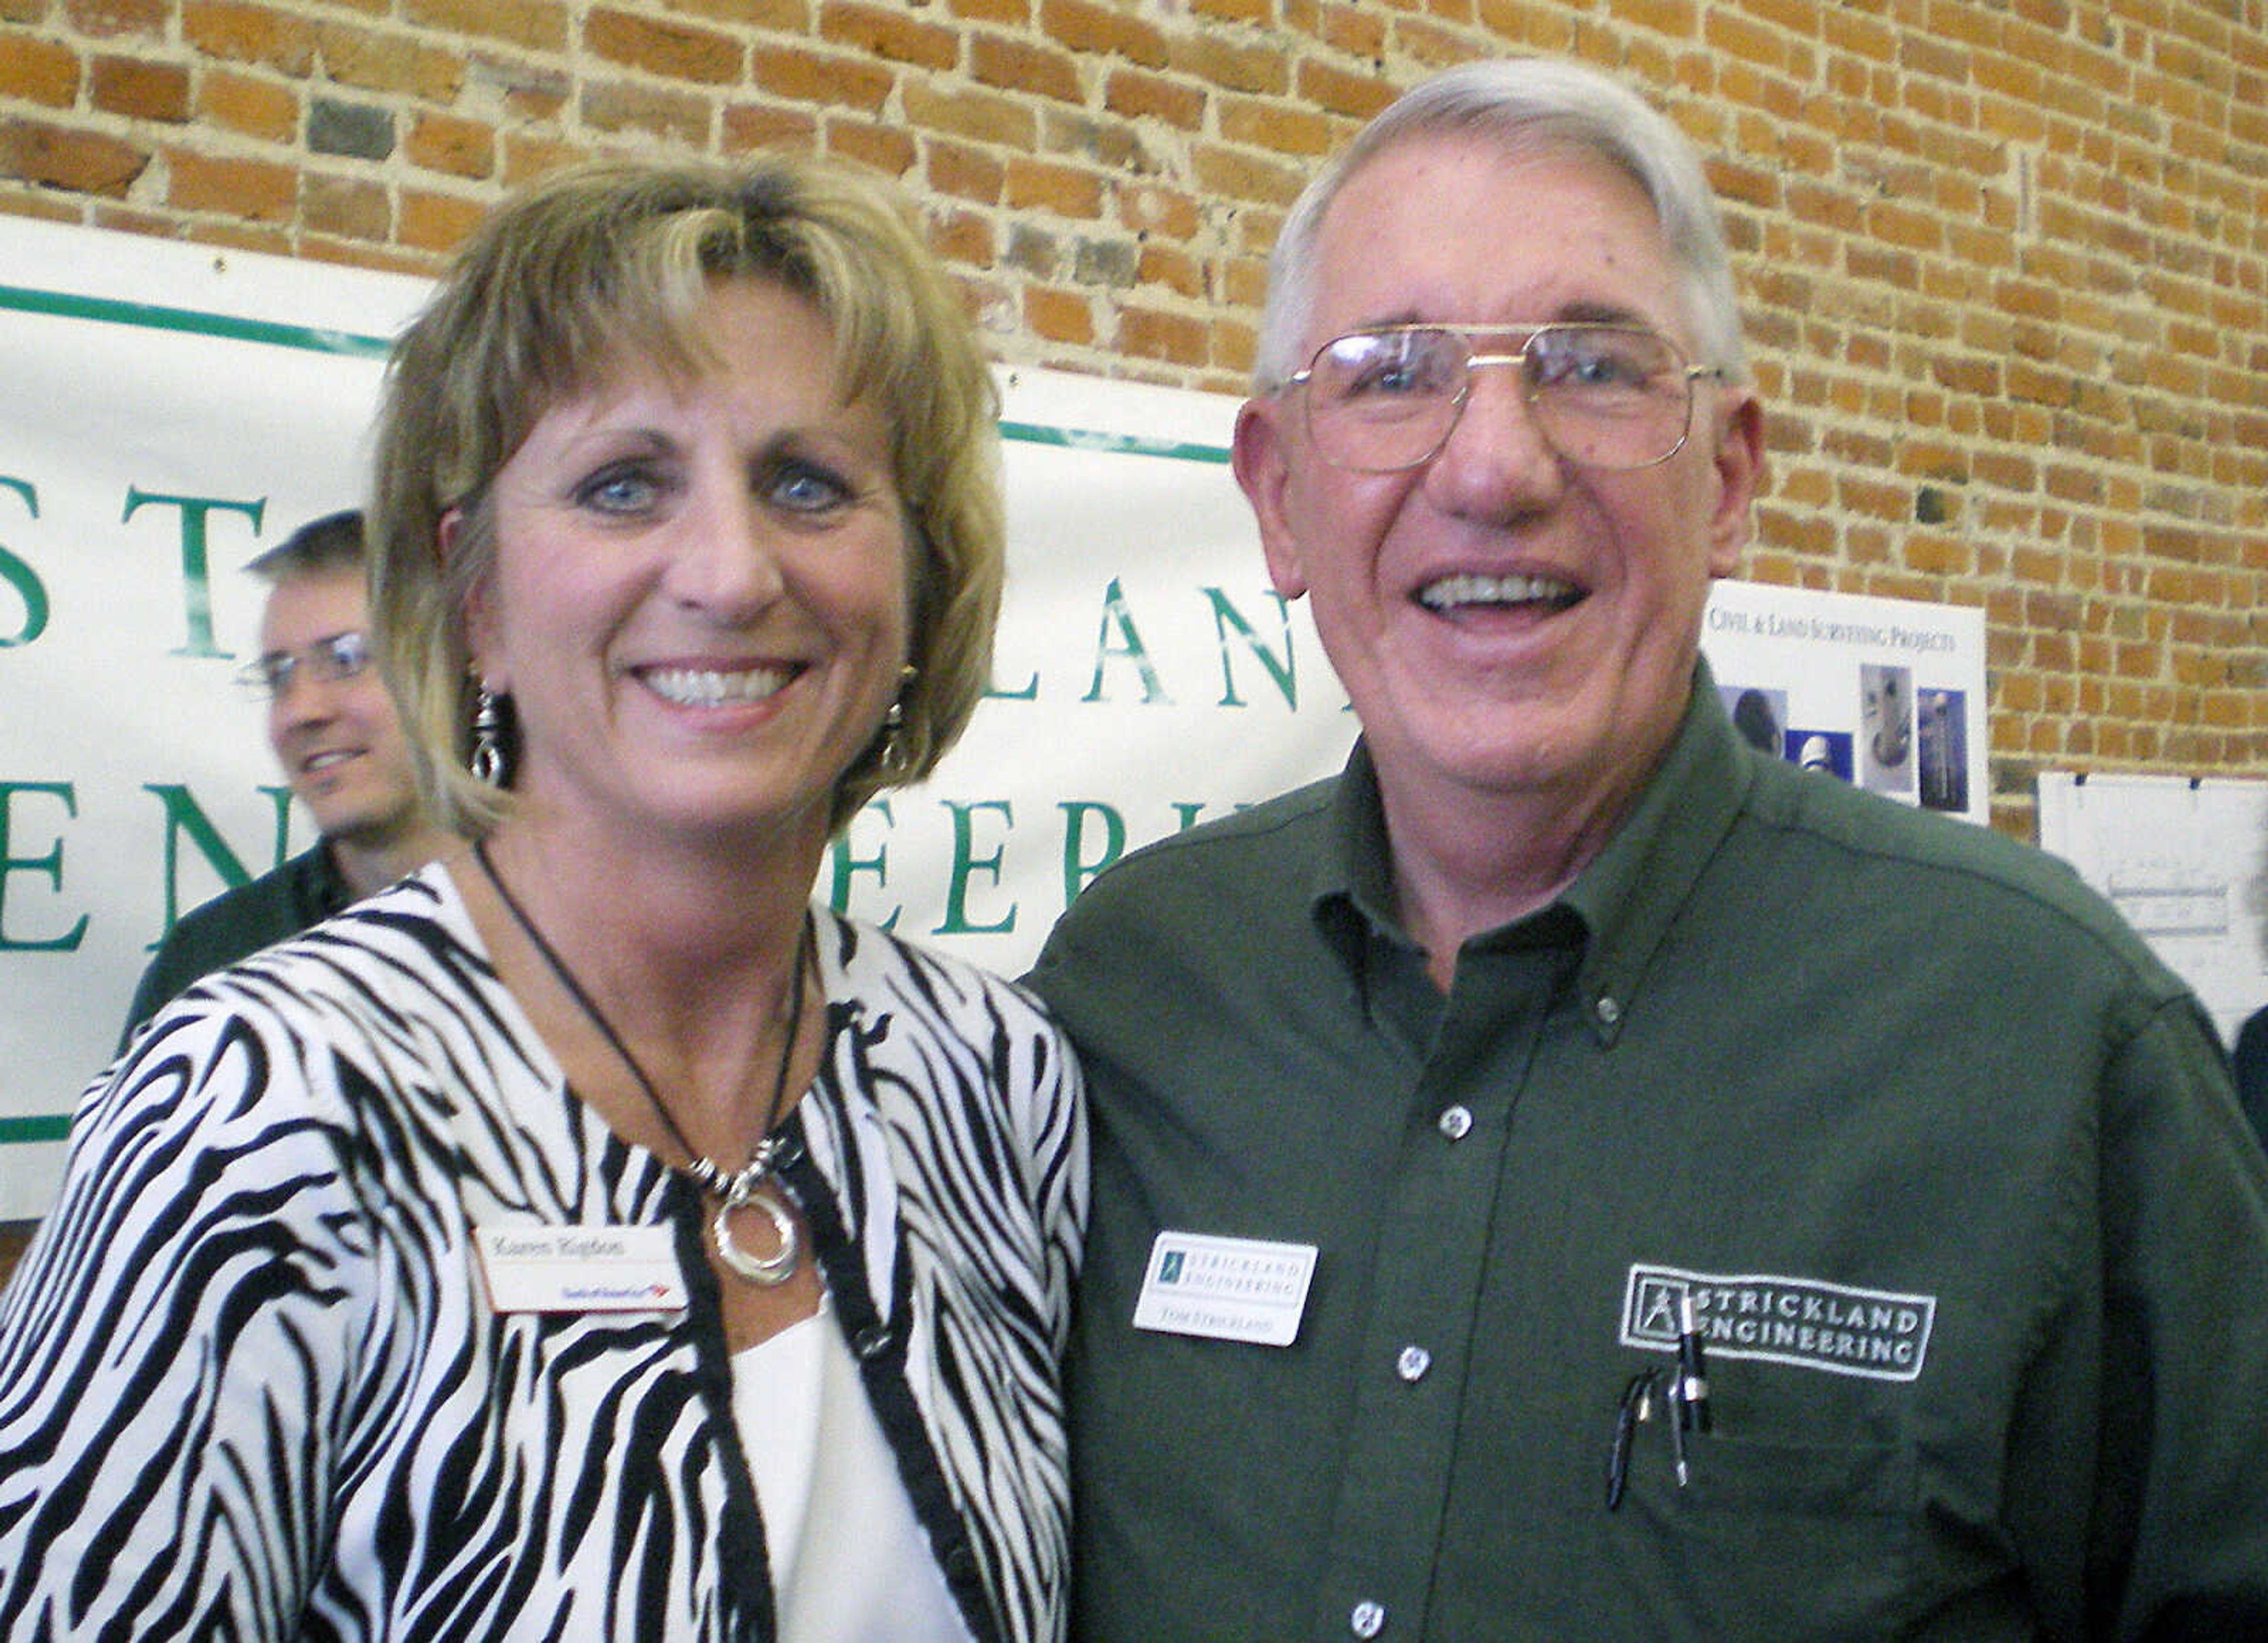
left=181, top=850, right=327, bottom=930
left=1069, top=777, right=1337, bottom=911
left=1736, top=754, right=2176, bottom=985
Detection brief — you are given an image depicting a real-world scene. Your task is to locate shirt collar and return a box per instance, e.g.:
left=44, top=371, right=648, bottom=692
left=1309, top=658, right=1756, bottom=1040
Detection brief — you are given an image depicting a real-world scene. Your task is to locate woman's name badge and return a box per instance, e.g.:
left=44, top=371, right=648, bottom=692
left=1132, top=1231, right=1318, bottom=1347
left=472, top=1225, right=689, bottom=1314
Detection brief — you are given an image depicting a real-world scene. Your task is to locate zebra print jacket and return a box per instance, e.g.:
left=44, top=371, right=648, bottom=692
left=0, top=865, right=1085, bottom=1643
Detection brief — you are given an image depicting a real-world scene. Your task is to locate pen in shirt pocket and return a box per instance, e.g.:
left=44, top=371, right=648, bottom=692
left=1605, top=1290, right=1715, bottom=1508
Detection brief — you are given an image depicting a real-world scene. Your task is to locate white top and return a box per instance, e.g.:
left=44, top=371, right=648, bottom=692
left=735, top=1306, right=975, bottom=1643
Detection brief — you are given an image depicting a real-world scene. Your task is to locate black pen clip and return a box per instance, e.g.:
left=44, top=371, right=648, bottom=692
left=1605, top=1367, right=1660, bottom=1511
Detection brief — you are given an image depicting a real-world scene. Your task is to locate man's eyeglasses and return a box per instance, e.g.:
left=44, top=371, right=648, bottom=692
left=236, top=631, right=374, bottom=698
left=1284, top=322, right=1726, bottom=474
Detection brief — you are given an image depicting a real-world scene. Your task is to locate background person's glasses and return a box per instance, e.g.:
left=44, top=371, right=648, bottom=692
left=1287, top=322, right=1725, bottom=474
left=236, top=630, right=373, bottom=697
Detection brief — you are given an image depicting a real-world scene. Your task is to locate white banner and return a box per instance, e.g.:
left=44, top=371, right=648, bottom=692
left=0, top=216, right=1987, bottom=1218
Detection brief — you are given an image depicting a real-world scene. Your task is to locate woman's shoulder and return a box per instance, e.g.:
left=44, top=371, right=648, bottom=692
left=809, top=908, right=1081, bottom=1151
left=813, top=907, right=1059, bottom=1037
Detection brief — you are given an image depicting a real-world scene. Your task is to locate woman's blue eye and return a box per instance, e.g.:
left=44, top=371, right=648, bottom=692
left=767, top=461, right=853, bottom=514
left=577, top=465, right=663, bottom=514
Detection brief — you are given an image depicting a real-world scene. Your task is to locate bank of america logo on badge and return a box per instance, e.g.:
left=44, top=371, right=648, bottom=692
left=1621, top=1263, right=1936, bottom=1382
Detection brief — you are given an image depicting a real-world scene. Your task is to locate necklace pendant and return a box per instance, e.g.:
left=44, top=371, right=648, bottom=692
left=713, top=1172, right=799, bottom=1287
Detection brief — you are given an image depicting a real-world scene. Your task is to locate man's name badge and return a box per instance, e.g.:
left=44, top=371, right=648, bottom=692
left=472, top=1225, right=689, bottom=1314
left=1132, top=1231, right=1318, bottom=1347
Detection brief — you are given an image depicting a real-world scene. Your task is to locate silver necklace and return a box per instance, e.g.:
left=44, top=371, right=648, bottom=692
left=475, top=839, right=810, bottom=1287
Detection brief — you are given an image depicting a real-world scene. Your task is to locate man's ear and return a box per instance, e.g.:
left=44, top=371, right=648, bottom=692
left=1232, top=395, right=1310, bottom=601
left=1705, top=390, right=1766, bottom=579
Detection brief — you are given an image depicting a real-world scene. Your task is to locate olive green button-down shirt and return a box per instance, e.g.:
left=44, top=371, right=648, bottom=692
left=1032, top=667, right=2268, bottom=1643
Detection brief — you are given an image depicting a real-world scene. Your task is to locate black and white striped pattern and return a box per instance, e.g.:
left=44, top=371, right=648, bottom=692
left=0, top=865, right=1084, bottom=1643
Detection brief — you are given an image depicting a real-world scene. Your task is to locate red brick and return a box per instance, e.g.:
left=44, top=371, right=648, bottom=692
left=399, top=185, right=485, bottom=254
left=181, top=0, right=317, bottom=74
left=1295, top=56, right=1395, bottom=122
left=817, top=1, right=959, bottom=71
left=1220, top=93, right=1329, bottom=155
left=580, top=79, right=711, bottom=145
left=1005, top=154, right=1103, bottom=217
left=752, top=45, right=891, bottom=112
left=721, top=102, right=819, bottom=154
left=971, top=32, right=1081, bottom=102
left=926, top=141, right=1005, bottom=204
left=902, top=81, right=1037, bottom=149
left=167, top=147, right=295, bottom=219
left=1118, top=304, right=1208, bottom=366
left=586, top=8, right=743, bottom=85
left=90, top=55, right=190, bottom=120
left=1166, top=33, right=1286, bottom=96
left=317, top=24, right=465, bottom=101
left=0, top=117, right=148, bottom=194
left=195, top=68, right=297, bottom=140
left=1038, top=0, right=1168, bottom=69
left=406, top=111, right=496, bottom=180
left=302, top=171, right=389, bottom=239
left=825, top=118, right=915, bottom=180
left=402, top=0, right=564, bottom=52
left=1024, top=283, right=1094, bottom=345
left=63, top=0, right=168, bottom=37
left=0, top=34, right=79, bottom=106
left=1103, top=67, right=1205, bottom=129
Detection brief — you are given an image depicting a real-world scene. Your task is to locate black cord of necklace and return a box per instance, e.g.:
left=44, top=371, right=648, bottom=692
left=472, top=836, right=811, bottom=1189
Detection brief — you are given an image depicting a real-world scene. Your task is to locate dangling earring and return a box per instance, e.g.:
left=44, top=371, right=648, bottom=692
left=876, top=664, right=919, bottom=776
left=470, top=683, right=511, bottom=787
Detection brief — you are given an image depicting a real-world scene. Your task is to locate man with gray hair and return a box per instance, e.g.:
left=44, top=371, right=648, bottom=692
left=1033, top=56, right=2268, bottom=1641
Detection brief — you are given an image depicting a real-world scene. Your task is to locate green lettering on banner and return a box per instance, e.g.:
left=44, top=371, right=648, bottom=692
left=1172, top=801, right=1212, bottom=833
left=0, top=1114, right=70, bottom=1145
left=0, top=477, right=49, bottom=648
left=1082, top=577, right=1172, bottom=705
left=826, top=799, right=900, bottom=930
left=121, top=488, right=266, bottom=660
left=936, top=800, right=1015, bottom=935
left=1059, top=801, right=1125, bottom=905
left=0, top=782, right=87, bottom=952
left=1203, top=587, right=1298, bottom=709
left=984, top=670, right=1040, bottom=701
left=142, top=784, right=293, bottom=940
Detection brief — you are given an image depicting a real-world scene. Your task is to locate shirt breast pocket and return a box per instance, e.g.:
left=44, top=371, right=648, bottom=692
left=1615, top=1430, right=1916, bottom=1639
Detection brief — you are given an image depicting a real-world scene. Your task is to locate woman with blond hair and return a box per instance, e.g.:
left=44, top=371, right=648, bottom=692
left=0, top=153, right=1082, bottom=1643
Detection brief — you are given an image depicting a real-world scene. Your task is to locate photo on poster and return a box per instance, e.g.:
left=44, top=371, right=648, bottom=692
left=1722, top=685, right=1788, bottom=759
left=1791, top=729, right=1854, bottom=781
left=1917, top=687, right=1970, bottom=814
left=1719, top=683, right=1855, bottom=784
left=1860, top=664, right=1915, bottom=796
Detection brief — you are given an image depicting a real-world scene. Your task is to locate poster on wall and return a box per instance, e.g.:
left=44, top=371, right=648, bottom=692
left=2038, top=772, right=2268, bottom=1047
left=1699, top=583, right=1990, bottom=826
left=2, top=214, right=1990, bottom=1218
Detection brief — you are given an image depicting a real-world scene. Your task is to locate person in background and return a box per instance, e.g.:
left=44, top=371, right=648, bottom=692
left=1031, top=56, right=2268, bottom=1641
left=119, top=508, right=457, bottom=1043
left=1, top=152, right=1082, bottom=1643
left=2238, top=1005, right=2268, bottom=1142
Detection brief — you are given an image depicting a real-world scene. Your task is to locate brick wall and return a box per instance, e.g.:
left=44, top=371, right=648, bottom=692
left=2, top=0, right=2263, bottom=838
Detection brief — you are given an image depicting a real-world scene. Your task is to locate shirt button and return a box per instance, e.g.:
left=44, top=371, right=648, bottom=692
left=1436, top=1104, right=1472, bottom=1140
left=1396, top=1344, right=1432, bottom=1383
left=1350, top=1599, right=1386, bottom=1637
left=1595, top=994, right=1622, bottom=1026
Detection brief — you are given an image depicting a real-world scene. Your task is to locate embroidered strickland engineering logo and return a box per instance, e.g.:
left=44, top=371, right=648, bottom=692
left=1620, top=1264, right=1937, bottom=1383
